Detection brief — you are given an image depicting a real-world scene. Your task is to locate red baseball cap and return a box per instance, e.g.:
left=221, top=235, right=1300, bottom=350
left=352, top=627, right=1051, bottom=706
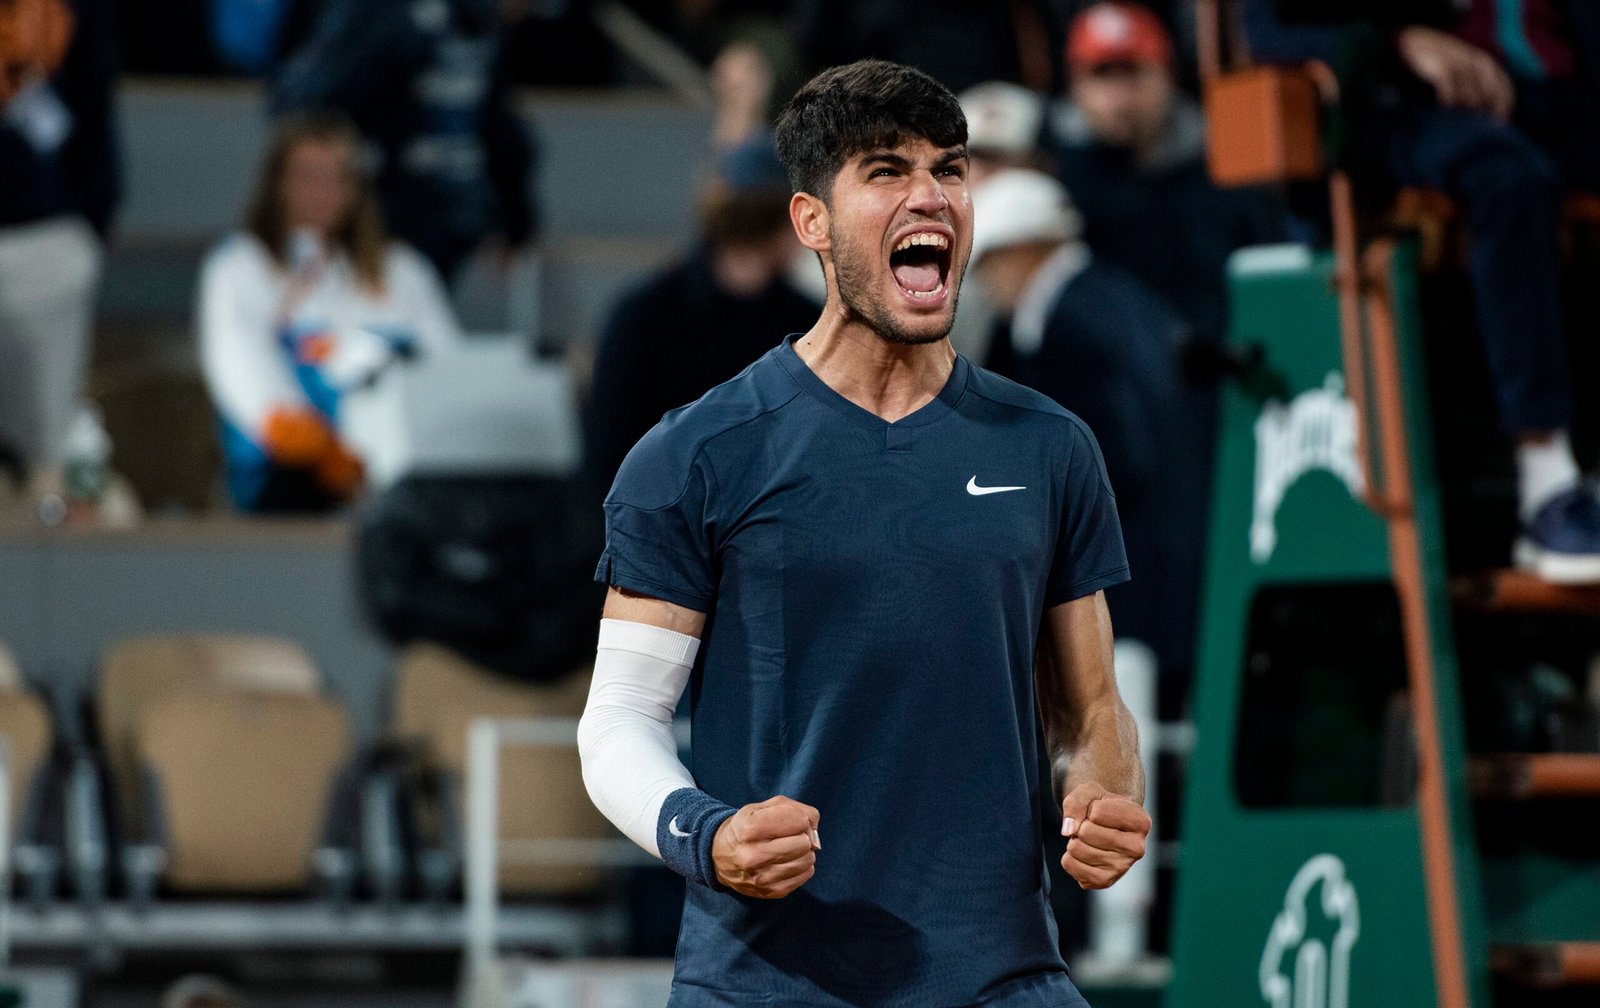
left=1067, top=2, right=1173, bottom=72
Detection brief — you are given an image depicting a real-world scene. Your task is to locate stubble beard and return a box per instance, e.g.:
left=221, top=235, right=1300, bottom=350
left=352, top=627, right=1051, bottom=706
left=829, top=228, right=959, bottom=347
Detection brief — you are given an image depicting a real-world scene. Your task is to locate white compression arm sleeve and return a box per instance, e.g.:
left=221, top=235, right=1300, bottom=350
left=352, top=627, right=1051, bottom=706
left=576, top=618, right=701, bottom=858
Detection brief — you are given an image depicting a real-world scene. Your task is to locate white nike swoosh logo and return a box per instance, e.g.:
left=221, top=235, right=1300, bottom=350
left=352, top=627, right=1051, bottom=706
left=667, top=816, right=693, bottom=839
left=967, top=476, right=1026, bottom=496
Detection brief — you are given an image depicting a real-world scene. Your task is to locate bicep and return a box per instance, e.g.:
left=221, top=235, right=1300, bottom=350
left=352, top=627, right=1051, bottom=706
left=602, top=586, right=707, bottom=639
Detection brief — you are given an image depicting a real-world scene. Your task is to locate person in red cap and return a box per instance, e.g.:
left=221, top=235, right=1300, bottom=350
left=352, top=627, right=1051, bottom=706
left=1064, top=1, right=1175, bottom=155
left=1052, top=1, right=1280, bottom=348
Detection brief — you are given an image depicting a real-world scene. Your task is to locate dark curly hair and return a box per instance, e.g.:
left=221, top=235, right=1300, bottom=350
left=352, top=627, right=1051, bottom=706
left=774, top=59, right=967, bottom=204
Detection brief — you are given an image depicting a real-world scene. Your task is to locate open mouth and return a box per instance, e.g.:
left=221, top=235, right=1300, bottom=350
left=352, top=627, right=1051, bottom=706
left=889, top=231, right=952, bottom=302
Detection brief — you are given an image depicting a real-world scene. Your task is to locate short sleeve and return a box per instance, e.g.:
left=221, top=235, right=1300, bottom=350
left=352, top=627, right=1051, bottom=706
left=1044, top=418, right=1131, bottom=607
left=595, top=432, right=717, bottom=613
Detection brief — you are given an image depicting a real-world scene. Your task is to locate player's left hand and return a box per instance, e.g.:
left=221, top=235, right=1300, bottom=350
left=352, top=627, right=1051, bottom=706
left=1059, top=782, right=1150, bottom=890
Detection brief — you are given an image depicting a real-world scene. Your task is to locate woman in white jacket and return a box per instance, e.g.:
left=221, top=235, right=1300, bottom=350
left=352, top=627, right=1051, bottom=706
left=199, top=110, right=462, bottom=512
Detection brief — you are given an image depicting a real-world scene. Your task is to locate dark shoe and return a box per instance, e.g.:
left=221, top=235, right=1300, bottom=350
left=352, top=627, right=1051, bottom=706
left=1514, top=486, right=1600, bottom=584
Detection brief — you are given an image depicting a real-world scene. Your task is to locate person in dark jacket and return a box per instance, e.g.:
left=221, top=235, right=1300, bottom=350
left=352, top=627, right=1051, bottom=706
left=1249, top=0, right=1600, bottom=584
left=972, top=167, right=1196, bottom=709
left=582, top=136, right=820, bottom=495
left=791, top=0, right=1064, bottom=95
left=271, top=0, right=536, bottom=284
left=0, top=0, right=118, bottom=482
left=1049, top=2, right=1283, bottom=351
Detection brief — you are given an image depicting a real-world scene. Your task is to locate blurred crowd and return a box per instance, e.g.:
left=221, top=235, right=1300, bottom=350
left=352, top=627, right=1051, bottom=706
left=3, top=0, right=1600, bottom=726
left=4, top=0, right=1600, bottom=986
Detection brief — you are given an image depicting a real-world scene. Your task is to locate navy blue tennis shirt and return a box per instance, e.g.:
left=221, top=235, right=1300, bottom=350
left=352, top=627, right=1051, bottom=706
left=597, top=335, right=1129, bottom=1007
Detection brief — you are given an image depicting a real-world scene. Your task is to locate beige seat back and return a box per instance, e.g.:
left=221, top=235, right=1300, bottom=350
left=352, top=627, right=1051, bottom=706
left=395, top=642, right=607, bottom=896
left=138, top=691, right=349, bottom=892
left=99, top=634, right=320, bottom=832
left=0, top=643, right=22, bottom=691
left=0, top=643, right=49, bottom=837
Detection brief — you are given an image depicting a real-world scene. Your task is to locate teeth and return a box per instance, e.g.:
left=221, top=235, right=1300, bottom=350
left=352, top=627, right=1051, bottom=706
left=894, top=232, right=951, bottom=253
left=905, top=281, right=946, bottom=300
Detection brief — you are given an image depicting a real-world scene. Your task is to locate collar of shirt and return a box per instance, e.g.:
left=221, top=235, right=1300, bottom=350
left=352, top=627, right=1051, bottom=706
left=1010, top=242, right=1090, bottom=357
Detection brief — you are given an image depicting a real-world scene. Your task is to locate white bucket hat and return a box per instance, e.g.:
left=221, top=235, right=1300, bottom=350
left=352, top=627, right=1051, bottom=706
left=970, top=168, right=1084, bottom=265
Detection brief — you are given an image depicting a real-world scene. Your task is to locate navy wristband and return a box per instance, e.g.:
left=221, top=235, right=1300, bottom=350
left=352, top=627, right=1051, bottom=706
left=658, top=787, right=738, bottom=890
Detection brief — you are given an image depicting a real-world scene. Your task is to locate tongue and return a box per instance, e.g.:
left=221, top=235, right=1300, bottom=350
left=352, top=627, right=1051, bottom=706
left=893, top=261, right=941, bottom=293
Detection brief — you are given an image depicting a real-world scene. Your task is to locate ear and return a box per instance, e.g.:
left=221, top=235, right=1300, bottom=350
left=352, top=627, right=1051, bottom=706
left=790, top=192, right=831, bottom=254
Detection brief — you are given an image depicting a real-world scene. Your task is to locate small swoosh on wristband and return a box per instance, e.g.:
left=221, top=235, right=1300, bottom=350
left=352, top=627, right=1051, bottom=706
left=668, top=816, right=694, bottom=838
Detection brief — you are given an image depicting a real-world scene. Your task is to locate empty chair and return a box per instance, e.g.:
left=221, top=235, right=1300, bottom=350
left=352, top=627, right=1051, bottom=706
left=393, top=642, right=608, bottom=898
left=96, top=634, right=352, bottom=899
left=0, top=643, right=51, bottom=831
left=0, top=641, right=59, bottom=903
left=138, top=691, right=348, bottom=891
left=98, top=634, right=319, bottom=832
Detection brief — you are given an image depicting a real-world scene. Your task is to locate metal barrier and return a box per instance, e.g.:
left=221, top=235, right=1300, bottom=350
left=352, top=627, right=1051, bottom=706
left=461, top=716, right=686, bottom=1008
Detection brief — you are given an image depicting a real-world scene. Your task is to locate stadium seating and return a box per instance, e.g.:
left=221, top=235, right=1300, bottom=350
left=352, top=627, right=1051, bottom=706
left=392, top=641, right=608, bottom=899
left=0, top=641, right=61, bottom=905
left=96, top=634, right=356, bottom=901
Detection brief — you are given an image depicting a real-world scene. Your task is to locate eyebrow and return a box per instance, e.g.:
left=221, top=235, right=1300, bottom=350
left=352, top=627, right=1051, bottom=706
left=858, top=147, right=971, bottom=171
left=859, top=151, right=913, bottom=171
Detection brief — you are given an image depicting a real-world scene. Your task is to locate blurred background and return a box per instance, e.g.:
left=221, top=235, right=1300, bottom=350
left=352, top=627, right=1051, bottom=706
left=2, top=0, right=1600, bottom=1006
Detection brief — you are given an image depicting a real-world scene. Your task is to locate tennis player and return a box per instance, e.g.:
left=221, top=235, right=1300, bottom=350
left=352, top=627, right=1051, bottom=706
left=578, top=58, right=1151, bottom=1007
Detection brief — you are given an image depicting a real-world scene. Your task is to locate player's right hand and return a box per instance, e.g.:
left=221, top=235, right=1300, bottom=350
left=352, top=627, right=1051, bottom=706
left=711, top=796, right=820, bottom=899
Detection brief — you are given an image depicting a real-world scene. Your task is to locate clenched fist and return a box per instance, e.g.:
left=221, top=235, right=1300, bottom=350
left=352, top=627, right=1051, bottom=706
left=1060, top=781, right=1150, bottom=890
left=712, top=796, right=821, bottom=899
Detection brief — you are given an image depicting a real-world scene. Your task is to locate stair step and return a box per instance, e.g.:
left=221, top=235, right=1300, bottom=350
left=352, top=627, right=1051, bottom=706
left=1470, top=754, right=1600, bottom=798
left=1492, top=942, right=1600, bottom=987
left=1454, top=569, right=1600, bottom=615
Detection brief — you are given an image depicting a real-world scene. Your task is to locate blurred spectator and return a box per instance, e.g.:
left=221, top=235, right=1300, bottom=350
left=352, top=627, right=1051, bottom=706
left=160, top=974, right=244, bottom=1008
left=712, top=39, right=776, bottom=150
left=0, top=0, right=70, bottom=102
left=625, top=0, right=803, bottom=98
left=582, top=134, right=818, bottom=493
left=272, top=0, right=537, bottom=284
left=198, top=110, right=463, bottom=515
left=942, top=80, right=1053, bottom=362
left=971, top=168, right=1194, bottom=702
left=0, top=0, right=118, bottom=496
left=959, top=80, right=1051, bottom=188
left=1248, top=0, right=1600, bottom=582
left=1050, top=2, right=1283, bottom=350
left=792, top=0, right=1064, bottom=95
left=1049, top=3, right=1282, bottom=703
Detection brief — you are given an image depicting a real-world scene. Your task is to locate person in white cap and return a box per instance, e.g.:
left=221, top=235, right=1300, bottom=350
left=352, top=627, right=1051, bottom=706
left=971, top=167, right=1195, bottom=718
left=945, top=81, right=1054, bottom=363
left=958, top=80, right=1051, bottom=188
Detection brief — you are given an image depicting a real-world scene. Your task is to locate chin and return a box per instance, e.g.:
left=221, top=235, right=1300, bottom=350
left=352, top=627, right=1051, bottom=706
left=876, top=311, right=956, bottom=346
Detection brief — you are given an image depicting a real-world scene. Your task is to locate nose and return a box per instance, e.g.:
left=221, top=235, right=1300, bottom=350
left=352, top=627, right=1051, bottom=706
left=906, top=170, right=948, bottom=214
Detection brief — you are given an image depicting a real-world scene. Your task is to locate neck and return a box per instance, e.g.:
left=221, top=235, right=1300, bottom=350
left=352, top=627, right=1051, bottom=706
left=793, top=302, right=956, bottom=423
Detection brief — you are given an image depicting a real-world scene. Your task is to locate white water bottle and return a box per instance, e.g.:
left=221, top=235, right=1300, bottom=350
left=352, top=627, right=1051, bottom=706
left=63, top=405, right=111, bottom=515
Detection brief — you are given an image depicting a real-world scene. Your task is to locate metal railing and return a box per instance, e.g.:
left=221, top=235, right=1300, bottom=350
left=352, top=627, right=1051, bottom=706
left=461, top=716, right=688, bottom=1008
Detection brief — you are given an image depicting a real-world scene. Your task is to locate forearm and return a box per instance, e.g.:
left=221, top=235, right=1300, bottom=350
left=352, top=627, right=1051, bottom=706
left=575, top=618, right=699, bottom=857
left=579, top=596, right=735, bottom=889
left=1056, top=699, right=1144, bottom=805
left=1036, top=593, right=1144, bottom=804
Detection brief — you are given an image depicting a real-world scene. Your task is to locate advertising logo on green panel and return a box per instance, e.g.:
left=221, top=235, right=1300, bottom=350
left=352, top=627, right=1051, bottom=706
left=1249, top=373, right=1365, bottom=566
left=1259, top=854, right=1361, bottom=1008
